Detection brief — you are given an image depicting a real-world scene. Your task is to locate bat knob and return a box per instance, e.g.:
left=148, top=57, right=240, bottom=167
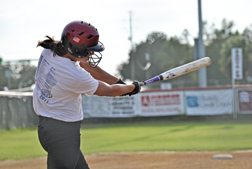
left=139, top=82, right=146, bottom=86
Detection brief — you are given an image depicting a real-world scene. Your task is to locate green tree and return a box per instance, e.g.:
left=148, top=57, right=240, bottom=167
left=206, top=19, right=252, bottom=85
left=219, top=30, right=252, bottom=84
left=204, top=19, right=235, bottom=85
left=0, top=60, right=36, bottom=90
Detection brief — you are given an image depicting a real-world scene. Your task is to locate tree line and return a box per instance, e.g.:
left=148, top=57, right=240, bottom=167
left=0, top=60, right=36, bottom=90
left=117, top=19, right=252, bottom=89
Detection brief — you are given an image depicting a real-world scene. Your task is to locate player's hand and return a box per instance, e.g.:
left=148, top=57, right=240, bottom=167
left=127, top=80, right=141, bottom=96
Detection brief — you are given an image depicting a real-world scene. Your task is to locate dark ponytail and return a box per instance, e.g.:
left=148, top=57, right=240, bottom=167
left=37, top=35, right=67, bottom=56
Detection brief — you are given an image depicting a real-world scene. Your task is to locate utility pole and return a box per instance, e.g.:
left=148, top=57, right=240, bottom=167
left=129, top=11, right=135, bottom=80
left=197, top=0, right=207, bottom=87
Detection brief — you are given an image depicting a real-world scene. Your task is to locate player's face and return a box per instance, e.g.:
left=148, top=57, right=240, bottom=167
left=87, top=51, right=94, bottom=57
left=76, top=51, right=94, bottom=63
left=77, top=56, right=89, bottom=63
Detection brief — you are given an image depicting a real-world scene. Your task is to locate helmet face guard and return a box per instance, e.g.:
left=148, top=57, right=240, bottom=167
left=61, top=21, right=105, bottom=67
left=88, top=52, right=102, bottom=68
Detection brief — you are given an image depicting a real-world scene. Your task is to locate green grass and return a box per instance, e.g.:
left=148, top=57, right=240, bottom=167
left=81, top=119, right=252, bottom=154
left=0, top=119, right=252, bottom=160
left=0, top=127, right=46, bottom=160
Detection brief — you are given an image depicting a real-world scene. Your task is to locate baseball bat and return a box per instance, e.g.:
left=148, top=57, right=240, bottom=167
left=140, top=57, right=212, bottom=86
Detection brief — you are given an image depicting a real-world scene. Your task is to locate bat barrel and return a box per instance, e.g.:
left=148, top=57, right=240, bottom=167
left=140, top=57, right=211, bottom=86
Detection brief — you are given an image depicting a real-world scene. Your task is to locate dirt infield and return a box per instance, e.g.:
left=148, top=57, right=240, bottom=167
left=0, top=151, right=252, bottom=169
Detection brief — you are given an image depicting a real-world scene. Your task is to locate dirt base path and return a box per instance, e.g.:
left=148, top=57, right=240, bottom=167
left=1, top=151, right=252, bottom=169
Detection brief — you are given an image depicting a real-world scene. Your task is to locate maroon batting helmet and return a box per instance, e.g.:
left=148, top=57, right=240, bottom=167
left=61, top=20, right=104, bottom=67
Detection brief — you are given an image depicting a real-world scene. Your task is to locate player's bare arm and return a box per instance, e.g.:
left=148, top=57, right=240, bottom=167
left=80, top=62, right=119, bottom=84
left=94, top=81, right=136, bottom=96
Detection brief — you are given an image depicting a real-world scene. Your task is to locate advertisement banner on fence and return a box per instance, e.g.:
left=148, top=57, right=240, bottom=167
left=185, top=89, right=233, bottom=115
left=139, top=91, right=184, bottom=116
left=238, top=90, right=252, bottom=114
left=82, top=95, right=137, bottom=118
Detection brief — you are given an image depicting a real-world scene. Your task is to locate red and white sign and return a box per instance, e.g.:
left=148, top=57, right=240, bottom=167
left=139, top=91, right=184, bottom=116
left=238, top=90, right=252, bottom=113
left=232, top=48, right=243, bottom=80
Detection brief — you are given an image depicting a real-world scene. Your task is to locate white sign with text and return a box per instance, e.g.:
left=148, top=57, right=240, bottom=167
left=185, top=89, right=233, bottom=115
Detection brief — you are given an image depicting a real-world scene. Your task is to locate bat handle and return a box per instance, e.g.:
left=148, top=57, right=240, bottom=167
left=139, top=76, right=162, bottom=86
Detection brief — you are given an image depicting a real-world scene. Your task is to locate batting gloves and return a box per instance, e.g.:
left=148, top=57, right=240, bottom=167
left=127, top=80, right=141, bottom=96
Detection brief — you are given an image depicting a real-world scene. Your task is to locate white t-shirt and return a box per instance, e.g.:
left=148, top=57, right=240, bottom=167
left=33, top=49, right=99, bottom=122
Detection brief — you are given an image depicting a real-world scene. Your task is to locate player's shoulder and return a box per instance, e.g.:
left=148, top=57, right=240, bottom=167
left=71, top=62, right=91, bottom=78
left=41, top=48, right=51, bottom=54
left=40, top=49, right=54, bottom=58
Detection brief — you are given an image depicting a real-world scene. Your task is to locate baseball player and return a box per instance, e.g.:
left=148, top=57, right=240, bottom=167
left=33, top=20, right=141, bottom=169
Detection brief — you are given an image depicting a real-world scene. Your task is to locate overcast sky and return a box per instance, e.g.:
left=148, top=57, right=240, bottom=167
left=0, top=0, right=251, bottom=76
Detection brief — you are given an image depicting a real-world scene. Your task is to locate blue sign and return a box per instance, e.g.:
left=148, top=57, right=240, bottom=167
left=186, top=96, right=199, bottom=107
